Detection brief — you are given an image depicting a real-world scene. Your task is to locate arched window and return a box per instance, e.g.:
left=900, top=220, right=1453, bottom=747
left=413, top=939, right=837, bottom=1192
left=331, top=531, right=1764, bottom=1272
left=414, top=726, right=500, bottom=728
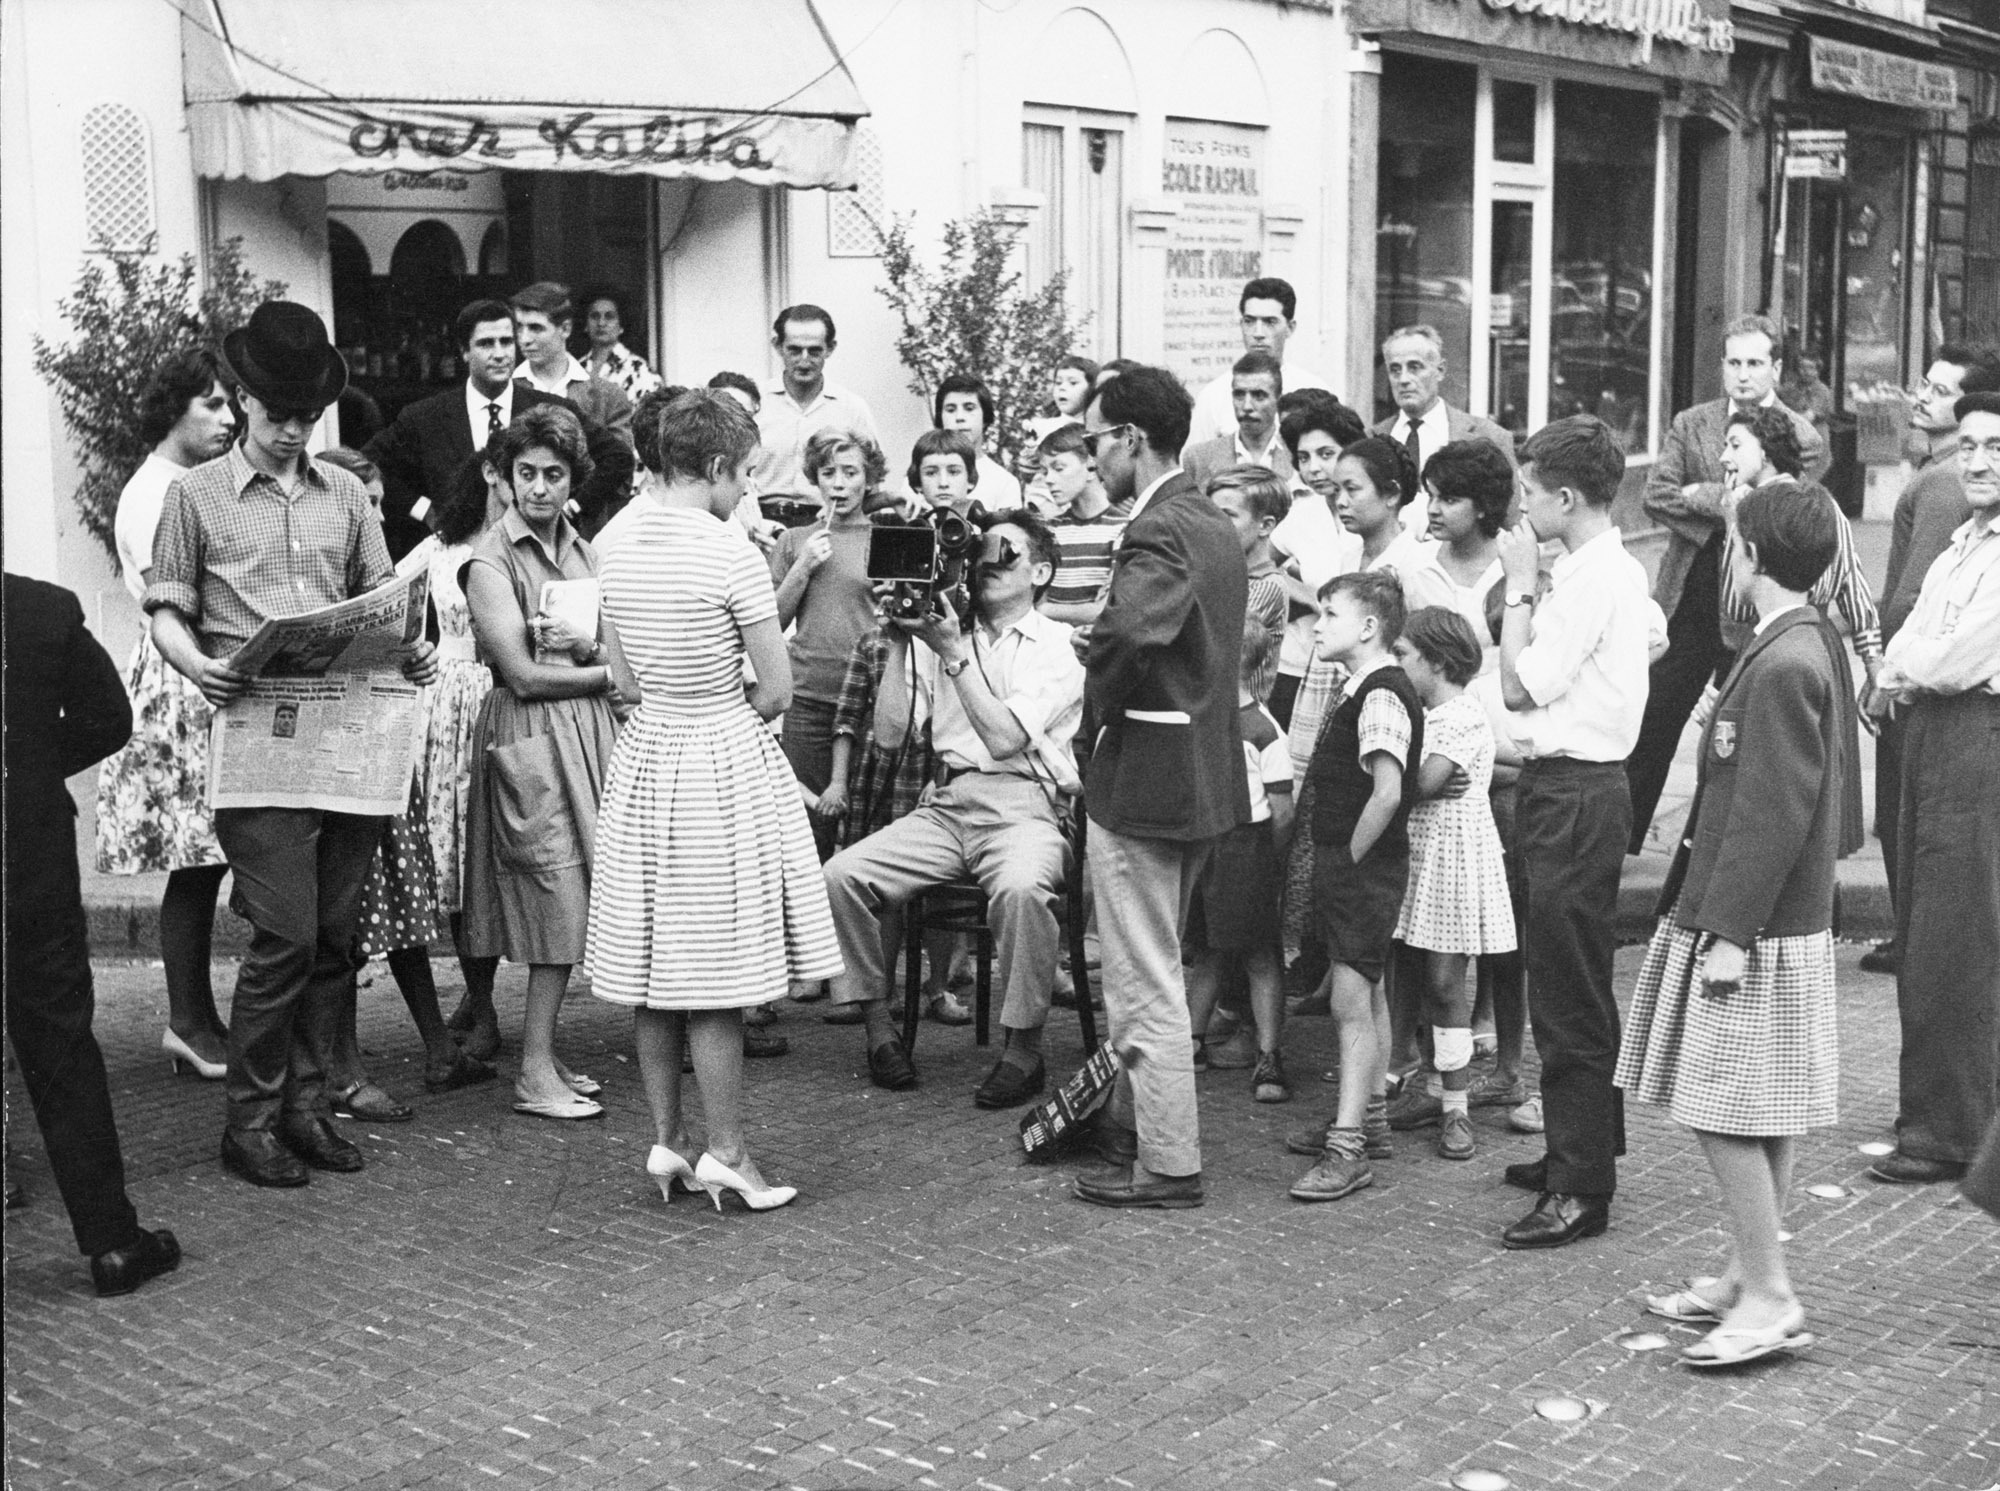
left=79, top=103, right=156, bottom=251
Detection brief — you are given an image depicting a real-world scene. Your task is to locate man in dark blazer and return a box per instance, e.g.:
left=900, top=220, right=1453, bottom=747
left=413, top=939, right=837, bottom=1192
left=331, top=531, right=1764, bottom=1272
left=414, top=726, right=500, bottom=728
left=364, top=298, right=635, bottom=556
left=3, top=572, right=181, bottom=1296
left=1376, top=324, right=1516, bottom=536
left=1628, top=314, right=1828, bottom=850
left=1075, top=366, right=1250, bottom=1210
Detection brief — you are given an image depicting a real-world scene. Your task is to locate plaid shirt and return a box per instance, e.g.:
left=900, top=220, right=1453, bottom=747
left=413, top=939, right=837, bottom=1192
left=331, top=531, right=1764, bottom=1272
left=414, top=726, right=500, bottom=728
left=143, top=446, right=392, bottom=655
left=831, top=627, right=936, bottom=849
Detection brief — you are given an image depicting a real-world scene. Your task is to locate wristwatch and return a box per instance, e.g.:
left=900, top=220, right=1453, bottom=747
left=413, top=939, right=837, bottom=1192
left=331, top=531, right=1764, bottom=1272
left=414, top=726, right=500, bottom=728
left=943, top=656, right=972, bottom=679
left=1504, top=590, right=1535, bottom=609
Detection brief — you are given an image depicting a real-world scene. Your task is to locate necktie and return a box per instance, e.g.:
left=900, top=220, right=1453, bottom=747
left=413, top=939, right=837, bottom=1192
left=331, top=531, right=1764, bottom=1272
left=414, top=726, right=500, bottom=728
left=487, top=402, right=502, bottom=435
left=1401, top=420, right=1422, bottom=483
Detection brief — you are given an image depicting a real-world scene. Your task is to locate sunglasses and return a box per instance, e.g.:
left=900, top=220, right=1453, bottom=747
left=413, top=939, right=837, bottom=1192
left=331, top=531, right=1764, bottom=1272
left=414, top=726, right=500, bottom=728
left=1082, top=423, right=1131, bottom=455
left=261, top=402, right=327, bottom=427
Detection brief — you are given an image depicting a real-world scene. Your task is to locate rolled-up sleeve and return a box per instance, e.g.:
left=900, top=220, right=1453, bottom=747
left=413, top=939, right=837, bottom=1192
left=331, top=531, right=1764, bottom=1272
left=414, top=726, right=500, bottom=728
left=142, top=477, right=203, bottom=619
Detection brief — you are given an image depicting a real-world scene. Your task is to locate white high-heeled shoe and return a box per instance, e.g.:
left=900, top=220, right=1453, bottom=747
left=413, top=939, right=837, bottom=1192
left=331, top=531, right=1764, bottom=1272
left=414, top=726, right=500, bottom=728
left=694, top=1151, right=797, bottom=1212
left=646, top=1145, right=700, bottom=1201
left=162, top=1030, right=226, bottom=1081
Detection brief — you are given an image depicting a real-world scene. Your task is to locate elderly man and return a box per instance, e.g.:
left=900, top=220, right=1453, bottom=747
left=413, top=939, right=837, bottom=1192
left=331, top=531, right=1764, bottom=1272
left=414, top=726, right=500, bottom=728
left=1182, top=350, right=1293, bottom=491
left=1866, top=392, right=2000, bottom=1187
left=1077, top=366, right=1251, bottom=1210
left=1374, top=324, right=1516, bottom=535
left=147, top=302, right=439, bottom=1189
left=1627, top=314, right=1829, bottom=849
left=751, top=303, right=881, bottom=501
left=821, top=511, right=1084, bottom=1108
left=1185, top=278, right=1333, bottom=449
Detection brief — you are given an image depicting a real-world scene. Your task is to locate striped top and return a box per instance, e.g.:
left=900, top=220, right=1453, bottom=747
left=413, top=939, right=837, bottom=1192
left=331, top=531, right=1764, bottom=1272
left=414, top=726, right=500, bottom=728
left=1722, top=479, right=1881, bottom=660
left=599, top=504, right=777, bottom=714
left=1048, top=509, right=1127, bottom=610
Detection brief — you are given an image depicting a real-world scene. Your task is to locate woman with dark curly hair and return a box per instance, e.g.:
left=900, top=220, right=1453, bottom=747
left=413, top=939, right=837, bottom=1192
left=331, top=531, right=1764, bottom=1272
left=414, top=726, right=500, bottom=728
left=462, top=405, right=637, bottom=1119
left=1419, top=439, right=1514, bottom=672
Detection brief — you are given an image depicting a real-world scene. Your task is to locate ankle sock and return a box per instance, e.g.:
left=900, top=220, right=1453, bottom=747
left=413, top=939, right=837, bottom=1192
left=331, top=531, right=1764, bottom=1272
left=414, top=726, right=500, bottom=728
left=1442, top=1090, right=1469, bottom=1116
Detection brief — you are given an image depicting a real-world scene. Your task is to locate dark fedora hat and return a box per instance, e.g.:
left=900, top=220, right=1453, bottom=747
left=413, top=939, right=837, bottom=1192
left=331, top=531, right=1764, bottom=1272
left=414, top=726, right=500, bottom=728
left=218, top=301, right=348, bottom=409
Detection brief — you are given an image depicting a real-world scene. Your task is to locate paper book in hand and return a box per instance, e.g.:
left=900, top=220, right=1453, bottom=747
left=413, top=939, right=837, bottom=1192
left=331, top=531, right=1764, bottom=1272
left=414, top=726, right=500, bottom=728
left=536, top=578, right=600, bottom=664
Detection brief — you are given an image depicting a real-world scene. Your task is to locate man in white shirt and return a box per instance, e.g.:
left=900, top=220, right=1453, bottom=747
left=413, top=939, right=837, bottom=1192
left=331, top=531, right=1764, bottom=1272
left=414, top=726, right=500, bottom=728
left=1494, top=415, right=1651, bottom=1251
left=752, top=304, right=881, bottom=501
left=1866, top=393, right=2000, bottom=1187
left=1185, top=278, right=1333, bottom=449
left=1182, top=351, right=1295, bottom=492
left=934, top=372, right=1027, bottom=510
left=820, top=512, right=1084, bottom=1110
left=1375, top=324, right=1517, bottom=537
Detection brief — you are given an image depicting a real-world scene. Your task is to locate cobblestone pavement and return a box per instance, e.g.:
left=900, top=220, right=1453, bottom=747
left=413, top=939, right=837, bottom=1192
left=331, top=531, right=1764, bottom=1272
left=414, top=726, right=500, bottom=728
left=6, top=941, right=1996, bottom=1491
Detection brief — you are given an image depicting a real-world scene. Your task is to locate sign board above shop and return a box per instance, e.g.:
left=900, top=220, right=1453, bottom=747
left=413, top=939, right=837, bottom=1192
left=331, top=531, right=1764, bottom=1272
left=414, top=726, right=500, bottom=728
left=1346, top=0, right=1733, bottom=86
left=1808, top=37, right=1958, bottom=112
left=1784, top=128, right=1849, bottom=179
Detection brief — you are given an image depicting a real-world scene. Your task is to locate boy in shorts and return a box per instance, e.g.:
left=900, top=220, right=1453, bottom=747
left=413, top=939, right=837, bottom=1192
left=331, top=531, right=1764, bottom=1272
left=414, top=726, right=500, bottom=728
left=1288, top=570, right=1424, bottom=1202
left=1183, top=617, right=1295, bottom=1102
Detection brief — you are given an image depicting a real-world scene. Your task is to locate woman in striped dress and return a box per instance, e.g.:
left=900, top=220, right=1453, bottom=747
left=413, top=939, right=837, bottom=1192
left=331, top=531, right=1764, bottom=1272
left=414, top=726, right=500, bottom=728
left=587, top=391, right=841, bottom=1212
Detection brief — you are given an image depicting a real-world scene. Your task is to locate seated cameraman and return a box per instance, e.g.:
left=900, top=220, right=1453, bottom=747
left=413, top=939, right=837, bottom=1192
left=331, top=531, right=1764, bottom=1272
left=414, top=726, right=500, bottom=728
left=822, top=509, right=1084, bottom=1107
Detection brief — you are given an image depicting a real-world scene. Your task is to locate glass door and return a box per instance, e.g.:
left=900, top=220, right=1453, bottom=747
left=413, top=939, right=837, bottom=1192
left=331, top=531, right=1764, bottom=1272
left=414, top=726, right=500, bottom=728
left=1489, top=197, right=1537, bottom=440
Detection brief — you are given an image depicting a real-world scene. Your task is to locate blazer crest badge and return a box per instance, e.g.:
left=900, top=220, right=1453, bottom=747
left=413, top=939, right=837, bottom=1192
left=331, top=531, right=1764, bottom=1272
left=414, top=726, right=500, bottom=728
left=1712, top=720, right=1737, bottom=760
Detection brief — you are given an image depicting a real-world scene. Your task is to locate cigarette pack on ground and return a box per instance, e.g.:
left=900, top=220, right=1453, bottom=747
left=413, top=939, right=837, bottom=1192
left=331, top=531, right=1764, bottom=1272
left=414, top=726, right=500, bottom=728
left=1018, top=1039, right=1120, bottom=1160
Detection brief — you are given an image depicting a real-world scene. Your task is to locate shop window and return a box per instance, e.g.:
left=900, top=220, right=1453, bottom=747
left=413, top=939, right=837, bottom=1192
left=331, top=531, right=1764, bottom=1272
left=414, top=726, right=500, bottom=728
left=1967, top=132, right=2000, bottom=344
left=1022, top=108, right=1127, bottom=360
left=479, top=221, right=509, bottom=279
left=1551, top=82, right=1657, bottom=452
left=827, top=123, right=885, bottom=258
left=1841, top=133, right=1910, bottom=393
left=79, top=103, right=155, bottom=252
left=1375, top=53, right=1477, bottom=421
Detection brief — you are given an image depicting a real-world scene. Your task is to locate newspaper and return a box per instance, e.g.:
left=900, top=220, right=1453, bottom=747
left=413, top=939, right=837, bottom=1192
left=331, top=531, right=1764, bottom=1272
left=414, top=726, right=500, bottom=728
left=209, top=570, right=431, bottom=814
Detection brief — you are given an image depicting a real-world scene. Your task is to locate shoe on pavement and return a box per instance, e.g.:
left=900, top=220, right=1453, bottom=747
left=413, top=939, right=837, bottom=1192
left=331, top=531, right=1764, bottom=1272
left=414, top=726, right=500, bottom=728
left=1502, top=1191, right=1610, bottom=1249
left=927, top=991, right=974, bottom=1026
left=1251, top=1051, right=1291, bottom=1104
left=1469, top=1071, right=1529, bottom=1109
left=278, top=1116, right=366, bottom=1173
left=221, top=1129, right=310, bottom=1188
left=1858, top=940, right=1899, bottom=976
left=1386, top=1085, right=1444, bottom=1130
left=868, top=1037, right=919, bottom=1092
left=1504, top=1156, right=1548, bottom=1191
left=1073, top=1167, right=1204, bottom=1209
left=1290, top=1131, right=1372, bottom=1202
left=1437, top=1110, right=1475, bottom=1161
left=1509, top=1094, right=1545, bottom=1133
left=973, top=1053, right=1045, bottom=1109
left=744, top=1027, right=789, bottom=1058
left=1867, top=1150, right=1967, bottom=1185
left=1207, top=1027, right=1259, bottom=1070
left=90, top=1227, right=182, bottom=1297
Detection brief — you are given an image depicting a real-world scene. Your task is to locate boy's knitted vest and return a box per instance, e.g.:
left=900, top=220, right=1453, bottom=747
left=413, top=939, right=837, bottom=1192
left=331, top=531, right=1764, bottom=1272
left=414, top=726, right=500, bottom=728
left=1309, top=665, right=1425, bottom=849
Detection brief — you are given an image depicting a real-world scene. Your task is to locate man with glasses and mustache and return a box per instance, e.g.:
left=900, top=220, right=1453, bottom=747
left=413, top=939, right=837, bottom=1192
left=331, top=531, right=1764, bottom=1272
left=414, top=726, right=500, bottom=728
left=146, top=302, right=439, bottom=1191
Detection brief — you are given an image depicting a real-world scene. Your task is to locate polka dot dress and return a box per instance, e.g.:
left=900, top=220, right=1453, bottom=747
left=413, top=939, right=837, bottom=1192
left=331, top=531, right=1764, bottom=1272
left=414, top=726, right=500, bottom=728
left=356, top=785, right=448, bottom=960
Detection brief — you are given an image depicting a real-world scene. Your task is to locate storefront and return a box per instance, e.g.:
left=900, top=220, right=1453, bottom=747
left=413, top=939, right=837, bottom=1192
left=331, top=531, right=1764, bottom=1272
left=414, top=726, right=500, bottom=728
left=1347, top=0, right=1735, bottom=465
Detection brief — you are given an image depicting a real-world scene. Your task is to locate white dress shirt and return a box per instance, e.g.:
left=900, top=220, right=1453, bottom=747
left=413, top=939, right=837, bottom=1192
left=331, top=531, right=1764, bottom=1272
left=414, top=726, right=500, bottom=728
left=1187, top=362, right=1334, bottom=449
left=751, top=377, right=880, bottom=498
left=1508, top=525, right=1652, bottom=761
left=114, top=452, right=190, bottom=604
left=976, top=453, right=1025, bottom=511
left=1879, top=508, right=2000, bottom=698
left=465, top=379, right=517, bottom=454
left=1387, top=401, right=1454, bottom=535
left=514, top=352, right=592, bottom=399
left=910, top=605, right=1085, bottom=785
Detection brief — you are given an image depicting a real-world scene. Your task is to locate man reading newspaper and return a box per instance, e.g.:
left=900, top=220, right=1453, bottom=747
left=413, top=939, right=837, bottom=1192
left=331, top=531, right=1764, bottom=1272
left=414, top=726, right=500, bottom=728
left=146, top=302, right=438, bottom=1190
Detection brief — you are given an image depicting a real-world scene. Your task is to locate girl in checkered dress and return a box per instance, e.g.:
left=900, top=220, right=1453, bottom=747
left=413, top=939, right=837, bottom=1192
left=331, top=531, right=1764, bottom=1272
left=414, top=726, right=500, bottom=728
left=1615, top=483, right=1850, bottom=1369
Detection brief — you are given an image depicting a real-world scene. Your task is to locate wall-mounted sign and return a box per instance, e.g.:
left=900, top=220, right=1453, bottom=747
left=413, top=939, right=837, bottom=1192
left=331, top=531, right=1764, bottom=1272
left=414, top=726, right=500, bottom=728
left=1347, top=0, right=1732, bottom=84
left=1816, top=0, right=1926, bottom=24
left=1785, top=129, right=1849, bottom=181
left=1809, top=37, right=1958, bottom=111
left=1159, top=118, right=1268, bottom=392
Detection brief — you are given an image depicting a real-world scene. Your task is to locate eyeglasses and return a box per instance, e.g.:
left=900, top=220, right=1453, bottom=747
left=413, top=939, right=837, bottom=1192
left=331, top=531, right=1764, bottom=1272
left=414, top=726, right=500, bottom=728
left=1082, top=423, right=1131, bottom=455
left=262, top=403, right=327, bottom=427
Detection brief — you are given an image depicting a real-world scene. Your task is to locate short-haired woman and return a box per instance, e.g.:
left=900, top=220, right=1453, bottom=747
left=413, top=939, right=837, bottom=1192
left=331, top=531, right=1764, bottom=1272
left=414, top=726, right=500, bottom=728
left=462, top=405, right=637, bottom=1120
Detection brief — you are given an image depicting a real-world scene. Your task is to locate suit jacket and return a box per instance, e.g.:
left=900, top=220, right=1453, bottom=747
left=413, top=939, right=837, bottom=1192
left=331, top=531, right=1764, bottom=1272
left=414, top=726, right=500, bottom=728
left=1084, top=473, right=1251, bottom=842
left=1181, top=435, right=1294, bottom=495
left=364, top=386, right=636, bottom=556
left=1658, top=608, right=1844, bottom=945
left=1642, top=398, right=1829, bottom=624
left=1372, top=404, right=1518, bottom=468
left=2, top=574, right=132, bottom=893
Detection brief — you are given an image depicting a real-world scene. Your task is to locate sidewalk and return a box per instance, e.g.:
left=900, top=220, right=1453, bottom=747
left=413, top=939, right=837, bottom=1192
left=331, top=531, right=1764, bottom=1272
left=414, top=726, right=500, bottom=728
left=4, top=944, right=1993, bottom=1490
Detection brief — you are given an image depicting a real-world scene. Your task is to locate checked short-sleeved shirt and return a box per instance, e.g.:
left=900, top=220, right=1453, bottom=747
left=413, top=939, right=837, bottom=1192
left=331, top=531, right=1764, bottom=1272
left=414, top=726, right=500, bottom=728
left=143, top=445, right=393, bottom=656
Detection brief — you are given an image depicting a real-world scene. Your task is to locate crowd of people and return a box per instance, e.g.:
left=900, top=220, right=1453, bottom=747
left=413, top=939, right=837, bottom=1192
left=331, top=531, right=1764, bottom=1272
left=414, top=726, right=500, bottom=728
left=6, top=277, right=1997, bottom=1376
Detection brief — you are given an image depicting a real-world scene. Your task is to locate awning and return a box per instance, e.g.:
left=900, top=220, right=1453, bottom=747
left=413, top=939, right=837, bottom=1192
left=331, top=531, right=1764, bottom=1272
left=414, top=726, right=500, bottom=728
left=182, top=0, right=869, bottom=189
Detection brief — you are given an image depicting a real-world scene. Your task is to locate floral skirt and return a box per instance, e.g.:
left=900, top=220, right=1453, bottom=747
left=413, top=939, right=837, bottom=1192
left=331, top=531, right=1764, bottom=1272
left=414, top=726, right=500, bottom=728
left=418, top=656, right=491, bottom=913
left=94, top=632, right=225, bottom=874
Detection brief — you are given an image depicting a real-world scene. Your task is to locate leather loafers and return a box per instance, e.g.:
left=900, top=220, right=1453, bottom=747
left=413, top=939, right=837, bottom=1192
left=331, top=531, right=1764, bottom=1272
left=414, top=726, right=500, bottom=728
left=868, top=1037, right=919, bottom=1092
left=974, top=1054, right=1045, bottom=1109
left=221, top=1129, right=309, bottom=1188
left=1074, top=1167, right=1204, bottom=1209
left=1503, top=1156, right=1549, bottom=1191
left=1867, top=1150, right=1967, bottom=1185
left=279, top=1116, right=366, bottom=1173
left=1502, top=1191, right=1610, bottom=1250
left=90, top=1227, right=182, bottom=1297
